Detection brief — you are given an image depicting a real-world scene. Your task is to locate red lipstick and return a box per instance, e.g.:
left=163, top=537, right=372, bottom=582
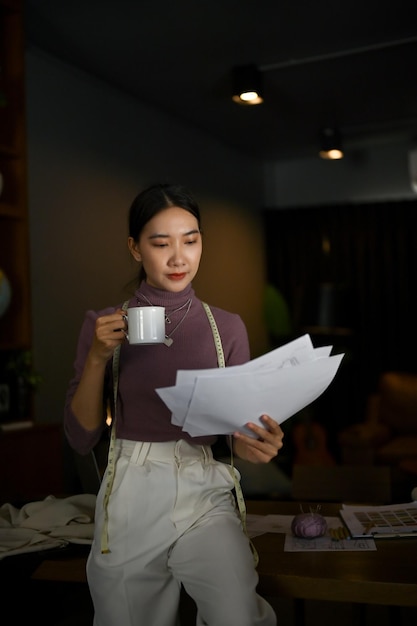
left=167, top=273, right=186, bottom=281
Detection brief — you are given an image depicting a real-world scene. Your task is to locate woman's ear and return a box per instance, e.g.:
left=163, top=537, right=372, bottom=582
left=128, top=237, right=141, bottom=262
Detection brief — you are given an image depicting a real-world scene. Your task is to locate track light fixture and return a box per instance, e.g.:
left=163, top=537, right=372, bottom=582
left=231, top=35, right=417, bottom=112
left=232, top=65, right=263, bottom=105
left=318, top=127, right=344, bottom=160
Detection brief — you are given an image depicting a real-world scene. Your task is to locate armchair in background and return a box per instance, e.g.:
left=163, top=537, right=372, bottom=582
left=338, top=371, right=417, bottom=474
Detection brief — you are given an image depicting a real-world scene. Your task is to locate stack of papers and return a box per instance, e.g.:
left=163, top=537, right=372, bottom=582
left=156, top=334, right=344, bottom=437
left=340, top=502, right=417, bottom=538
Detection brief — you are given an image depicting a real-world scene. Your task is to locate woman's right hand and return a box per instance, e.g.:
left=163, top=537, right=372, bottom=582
left=90, top=308, right=127, bottom=362
left=70, top=308, right=128, bottom=433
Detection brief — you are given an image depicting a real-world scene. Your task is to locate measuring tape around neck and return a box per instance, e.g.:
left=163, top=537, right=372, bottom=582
left=202, top=302, right=258, bottom=567
left=202, top=302, right=225, bottom=368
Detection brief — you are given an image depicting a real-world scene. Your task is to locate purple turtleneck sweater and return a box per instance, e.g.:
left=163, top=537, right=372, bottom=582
left=64, top=282, right=250, bottom=455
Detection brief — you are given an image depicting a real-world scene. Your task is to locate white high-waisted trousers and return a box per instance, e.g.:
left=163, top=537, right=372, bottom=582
left=87, top=439, right=276, bottom=626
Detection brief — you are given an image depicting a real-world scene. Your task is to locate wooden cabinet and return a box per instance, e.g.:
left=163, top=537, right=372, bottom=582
left=0, top=0, right=31, bottom=351
left=0, top=423, right=65, bottom=504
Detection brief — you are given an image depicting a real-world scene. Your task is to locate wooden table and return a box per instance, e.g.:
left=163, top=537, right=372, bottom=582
left=30, top=499, right=417, bottom=621
left=249, top=500, right=417, bottom=608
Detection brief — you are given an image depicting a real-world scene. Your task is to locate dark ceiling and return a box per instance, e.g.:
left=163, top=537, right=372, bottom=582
left=25, top=0, right=417, bottom=161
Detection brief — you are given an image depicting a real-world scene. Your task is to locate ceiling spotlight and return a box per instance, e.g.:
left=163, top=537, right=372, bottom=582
left=232, top=65, right=263, bottom=105
left=319, top=127, right=344, bottom=160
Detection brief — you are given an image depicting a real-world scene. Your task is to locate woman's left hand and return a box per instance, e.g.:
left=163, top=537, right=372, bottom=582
left=232, top=415, right=284, bottom=464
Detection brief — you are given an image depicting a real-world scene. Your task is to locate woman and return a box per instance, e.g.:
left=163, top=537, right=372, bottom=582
left=64, top=183, right=283, bottom=626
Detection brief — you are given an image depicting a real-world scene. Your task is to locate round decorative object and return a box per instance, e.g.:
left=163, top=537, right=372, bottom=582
left=0, top=268, right=12, bottom=317
left=291, top=511, right=328, bottom=538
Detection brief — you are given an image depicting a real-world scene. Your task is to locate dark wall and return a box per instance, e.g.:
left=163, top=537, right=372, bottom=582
left=263, top=199, right=417, bottom=454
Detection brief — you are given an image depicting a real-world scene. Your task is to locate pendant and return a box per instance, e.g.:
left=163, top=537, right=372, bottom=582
left=164, top=336, right=174, bottom=347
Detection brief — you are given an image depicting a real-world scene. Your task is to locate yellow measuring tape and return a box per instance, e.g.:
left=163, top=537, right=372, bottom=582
left=101, top=300, right=258, bottom=566
left=100, top=299, right=129, bottom=553
left=202, top=303, right=259, bottom=567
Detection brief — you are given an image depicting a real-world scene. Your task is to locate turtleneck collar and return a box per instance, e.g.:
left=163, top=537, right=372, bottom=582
left=135, top=281, right=195, bottom=309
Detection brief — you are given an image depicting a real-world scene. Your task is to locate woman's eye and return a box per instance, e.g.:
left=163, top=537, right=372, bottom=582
left=151, top=238, right=198, bottom=248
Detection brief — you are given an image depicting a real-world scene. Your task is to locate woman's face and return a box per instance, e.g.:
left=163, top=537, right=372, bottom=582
left=128, top=206, right=202, bottom=292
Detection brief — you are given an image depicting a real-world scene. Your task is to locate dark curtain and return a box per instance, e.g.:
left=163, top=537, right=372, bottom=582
left=263, top=199, right=417, bottom=444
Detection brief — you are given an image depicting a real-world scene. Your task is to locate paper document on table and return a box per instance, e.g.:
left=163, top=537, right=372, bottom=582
left=340, top=502, right=417, bottom=538
left=156, top=334, right=344, bottom=437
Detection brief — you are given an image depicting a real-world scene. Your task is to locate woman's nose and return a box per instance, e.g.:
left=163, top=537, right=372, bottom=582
left=169, top=247, right=185, bottom=266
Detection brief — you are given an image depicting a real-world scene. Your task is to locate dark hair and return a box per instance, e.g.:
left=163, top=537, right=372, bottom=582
left=129, top=183, right=202, bottom=283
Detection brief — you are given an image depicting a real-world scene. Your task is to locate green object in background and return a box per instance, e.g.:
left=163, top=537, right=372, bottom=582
left=5, top=350, right=43, bottom=391
left=263, top=283, right=292, bottom=340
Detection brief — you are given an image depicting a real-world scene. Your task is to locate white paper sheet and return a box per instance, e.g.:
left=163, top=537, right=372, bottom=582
left=156, top=334, right=344, bottom=437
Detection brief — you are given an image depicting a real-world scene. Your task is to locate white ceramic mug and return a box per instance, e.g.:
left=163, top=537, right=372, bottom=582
left=124, top=306, right=165, bottom=344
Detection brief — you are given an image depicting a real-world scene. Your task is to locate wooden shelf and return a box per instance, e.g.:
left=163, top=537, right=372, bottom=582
left=0, top=0, right=31, bottom=353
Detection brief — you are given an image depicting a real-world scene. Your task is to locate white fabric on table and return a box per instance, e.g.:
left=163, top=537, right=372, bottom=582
left=0, top=493, right=96, bottom=559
